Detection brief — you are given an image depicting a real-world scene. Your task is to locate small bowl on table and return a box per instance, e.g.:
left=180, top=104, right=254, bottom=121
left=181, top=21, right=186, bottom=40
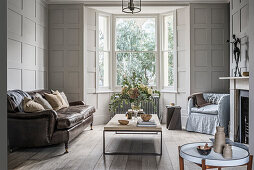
left=197, top=144, right=212, bottom=156
left=118, top=120, right=129, bottom=125
left=141, top=114, right=152, bottom=122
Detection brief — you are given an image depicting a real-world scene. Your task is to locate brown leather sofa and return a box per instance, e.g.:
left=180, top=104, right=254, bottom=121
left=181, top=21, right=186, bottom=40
left=7, top=90, right=95, bottom=153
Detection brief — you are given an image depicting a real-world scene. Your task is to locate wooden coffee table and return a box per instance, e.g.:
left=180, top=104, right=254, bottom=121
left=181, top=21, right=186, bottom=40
left=103, top=114, right=162, bottom=156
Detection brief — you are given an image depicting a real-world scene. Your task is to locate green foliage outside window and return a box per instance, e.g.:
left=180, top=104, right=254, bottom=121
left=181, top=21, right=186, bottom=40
left=115, top=18, right=156, bottom=86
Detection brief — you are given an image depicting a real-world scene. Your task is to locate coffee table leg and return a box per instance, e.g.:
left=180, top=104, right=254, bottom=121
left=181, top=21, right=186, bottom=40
left=103, top=130, right=105, bottom=154
left=247, top=155, right=253, bottom=170
left=202, top=159, right=206, bottom=170
left=178, top=146, right=184, bottom=170
left=160, top=131, right=162, bottom=156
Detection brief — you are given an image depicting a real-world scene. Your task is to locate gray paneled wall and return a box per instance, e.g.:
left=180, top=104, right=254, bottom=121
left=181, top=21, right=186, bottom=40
left=230, top=0, right=249, bottom=75
left=190, top=4, right=230, bottom=93
left=48, top=5, right=84, bottom=102
left=7, top=0, right=48, bottom=91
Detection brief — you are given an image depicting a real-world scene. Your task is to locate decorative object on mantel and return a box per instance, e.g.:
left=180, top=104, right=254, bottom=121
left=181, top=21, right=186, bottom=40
left=227, top=34, right=241, bottom=77
left=122, top=0, right=141, bottom=14
left=109, top=72, right=160, bottom=118
left=243, top=71, right=249, bottom=77
left=170, top=102, right=175, bottom=106
left=214, top=126, right=226, bottom=153
left=223, top=144, right=233, bottom=159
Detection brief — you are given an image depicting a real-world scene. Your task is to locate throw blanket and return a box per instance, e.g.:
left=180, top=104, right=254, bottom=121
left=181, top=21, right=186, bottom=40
left=188, top=93, right=210, bottom=108
left=7, top=90, right=31, bottom=112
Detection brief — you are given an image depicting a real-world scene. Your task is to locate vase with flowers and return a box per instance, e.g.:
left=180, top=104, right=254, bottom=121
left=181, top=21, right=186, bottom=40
left=109, top=72, right=160, bottom=118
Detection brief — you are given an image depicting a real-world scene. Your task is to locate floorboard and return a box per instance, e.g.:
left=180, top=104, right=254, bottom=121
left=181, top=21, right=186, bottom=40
left=8, top=125, right=247, bottom=170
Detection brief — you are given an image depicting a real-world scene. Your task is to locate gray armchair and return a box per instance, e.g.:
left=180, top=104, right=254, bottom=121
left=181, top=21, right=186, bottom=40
left=186, top=93, right=230, bottom=135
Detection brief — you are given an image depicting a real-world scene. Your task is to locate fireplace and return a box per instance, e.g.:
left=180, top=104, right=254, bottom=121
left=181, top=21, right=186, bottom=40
left=220, top=76, right=249, bottom=144
left=236, top=90, right=249, bottom=144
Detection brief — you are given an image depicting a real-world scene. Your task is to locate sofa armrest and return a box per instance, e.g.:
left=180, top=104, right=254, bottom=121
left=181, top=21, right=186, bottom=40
left=188, top=98, right=194, bottom=115
left=8, top=110, right=57, bottom=148
left=69, top=101, right=86, bottom=106
left=217, top=95, right=230, bottom=133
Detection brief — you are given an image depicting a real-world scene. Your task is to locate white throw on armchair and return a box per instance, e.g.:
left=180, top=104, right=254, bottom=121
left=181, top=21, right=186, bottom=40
left=186, top=93, right=230, bottom=135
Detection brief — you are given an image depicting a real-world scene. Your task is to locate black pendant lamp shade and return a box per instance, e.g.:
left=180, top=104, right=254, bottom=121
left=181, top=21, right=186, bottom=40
left=122, top=0, right=141, bottom=14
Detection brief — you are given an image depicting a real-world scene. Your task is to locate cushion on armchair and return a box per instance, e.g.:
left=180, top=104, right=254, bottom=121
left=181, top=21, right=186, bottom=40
left=191, top=104, right=218, bottom=115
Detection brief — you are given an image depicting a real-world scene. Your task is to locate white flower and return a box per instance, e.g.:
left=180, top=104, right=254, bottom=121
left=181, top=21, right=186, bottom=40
left=148, top=88, right=153, bottom=95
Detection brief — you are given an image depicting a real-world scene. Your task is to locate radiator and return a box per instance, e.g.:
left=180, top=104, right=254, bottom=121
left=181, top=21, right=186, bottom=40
left=112, top=96, right=160, bottom=120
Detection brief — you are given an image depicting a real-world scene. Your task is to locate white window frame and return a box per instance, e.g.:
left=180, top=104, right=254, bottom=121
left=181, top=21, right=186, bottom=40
left=160, top=11, right=177, bottom=92
left=96, top=12, right=113, bottom=93
left=112, top=14, right=159, bottom=91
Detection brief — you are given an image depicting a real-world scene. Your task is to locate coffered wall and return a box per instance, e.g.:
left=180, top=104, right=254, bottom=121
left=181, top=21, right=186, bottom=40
left=230, top=0, right=249, bottom=76
left=7, top=0, right=48, bottom=91
left=48, top=4, right=84, bottom=102
left=190, top=4, right=230, bottom=93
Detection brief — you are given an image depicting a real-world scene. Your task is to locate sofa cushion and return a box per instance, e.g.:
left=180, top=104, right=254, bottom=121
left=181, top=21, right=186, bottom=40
left=44, top=93, right=64, bottom=111
left=34, top=93, right=53, bottom=110
left=56, top=105, right=95, bottom=129
left=191, top=104, right=218, bottom=115
left=27, top=90, right=52, bottom=99
left=23, top=97, right=45, bottom=112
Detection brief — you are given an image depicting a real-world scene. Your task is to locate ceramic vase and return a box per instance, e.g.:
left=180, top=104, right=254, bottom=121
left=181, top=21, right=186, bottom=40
left=223, top=144, right=232, bottom=159
left=214, top=126, right=226, bottom=153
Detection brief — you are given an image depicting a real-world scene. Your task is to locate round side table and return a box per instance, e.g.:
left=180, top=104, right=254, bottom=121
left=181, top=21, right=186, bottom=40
left=178, top=142, right=253, bottom=170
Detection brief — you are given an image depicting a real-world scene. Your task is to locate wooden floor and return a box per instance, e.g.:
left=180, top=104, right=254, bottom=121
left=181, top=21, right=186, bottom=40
left=8, top=125, right=246, bottom=170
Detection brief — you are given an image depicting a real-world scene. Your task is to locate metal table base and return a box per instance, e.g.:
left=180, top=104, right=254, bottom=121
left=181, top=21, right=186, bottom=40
left=103, top=130, right=162, bottom=156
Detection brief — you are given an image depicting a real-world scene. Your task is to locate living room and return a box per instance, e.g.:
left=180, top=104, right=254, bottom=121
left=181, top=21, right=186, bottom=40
left=0, top=0, right=254, bottom=169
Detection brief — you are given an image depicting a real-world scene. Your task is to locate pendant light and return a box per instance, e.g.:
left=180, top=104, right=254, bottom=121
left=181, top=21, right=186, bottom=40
left=122, top=0, right=141, bottom=14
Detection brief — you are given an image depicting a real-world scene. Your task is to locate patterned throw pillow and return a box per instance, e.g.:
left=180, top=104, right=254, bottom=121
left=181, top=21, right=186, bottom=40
left=207, top=95, right=219, bottom=104
left=23, top=97, right=45, bottom=113
left=34, top=93, right=53, bottom=110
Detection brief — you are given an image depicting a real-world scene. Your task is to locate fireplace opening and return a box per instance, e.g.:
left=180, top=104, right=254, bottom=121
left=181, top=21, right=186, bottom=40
left=237, top=90, right=249, bottom=144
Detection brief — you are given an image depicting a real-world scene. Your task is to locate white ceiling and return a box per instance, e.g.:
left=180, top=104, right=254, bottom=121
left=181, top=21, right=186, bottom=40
left=89, top=6, right=184, bottom=14
left=47, top=0, right=229, bottom=4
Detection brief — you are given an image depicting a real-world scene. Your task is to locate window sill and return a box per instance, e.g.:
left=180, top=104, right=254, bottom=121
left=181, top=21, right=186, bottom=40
left=96, top=90, right=114, bottom=94
left=160, top=89, right=178, bottom=93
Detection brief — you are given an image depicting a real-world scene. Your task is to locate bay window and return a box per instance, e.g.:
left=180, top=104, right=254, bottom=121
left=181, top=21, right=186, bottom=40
left=96, top=12, right=176, bottom=92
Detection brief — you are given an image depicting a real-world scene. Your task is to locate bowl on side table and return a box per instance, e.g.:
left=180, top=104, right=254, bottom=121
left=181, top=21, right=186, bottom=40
left=141, top=114, right=152, bottom=122
left=118, top=120, right=129, bottom=125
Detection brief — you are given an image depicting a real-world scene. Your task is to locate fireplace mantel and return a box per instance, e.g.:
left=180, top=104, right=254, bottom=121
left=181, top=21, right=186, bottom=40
left=219, top=76, right=249, bottom=80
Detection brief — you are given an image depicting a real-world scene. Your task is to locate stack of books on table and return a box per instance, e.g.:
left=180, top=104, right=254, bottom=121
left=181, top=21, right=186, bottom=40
left=137, top=118, right=157, bottom=127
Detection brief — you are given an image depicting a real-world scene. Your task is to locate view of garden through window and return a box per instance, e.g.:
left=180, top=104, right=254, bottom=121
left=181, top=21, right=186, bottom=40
left=163, top=15, right=174, bottom=87
left=98, top=15, right=174, bottom=88
left=115, top=17, right=156, bottom=86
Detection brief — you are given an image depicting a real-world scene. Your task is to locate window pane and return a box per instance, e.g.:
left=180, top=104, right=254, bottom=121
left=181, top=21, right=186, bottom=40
left=163, top=15, right=174, bottom=51
left=99, top=16, right=108, bottom=51
left=98, top=52, right=109, bottom=87
left=115, top=18, right=156, bottom=51
left=163, top=52, right=174, bottom=87
left=163, top=14, right=174, bottom=87
left=116, top=52, right=156, bottom=86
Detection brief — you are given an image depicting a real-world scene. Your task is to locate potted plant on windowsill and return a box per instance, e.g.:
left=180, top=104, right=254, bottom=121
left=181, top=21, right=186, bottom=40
left=109, top=72, right=160, bottom=118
